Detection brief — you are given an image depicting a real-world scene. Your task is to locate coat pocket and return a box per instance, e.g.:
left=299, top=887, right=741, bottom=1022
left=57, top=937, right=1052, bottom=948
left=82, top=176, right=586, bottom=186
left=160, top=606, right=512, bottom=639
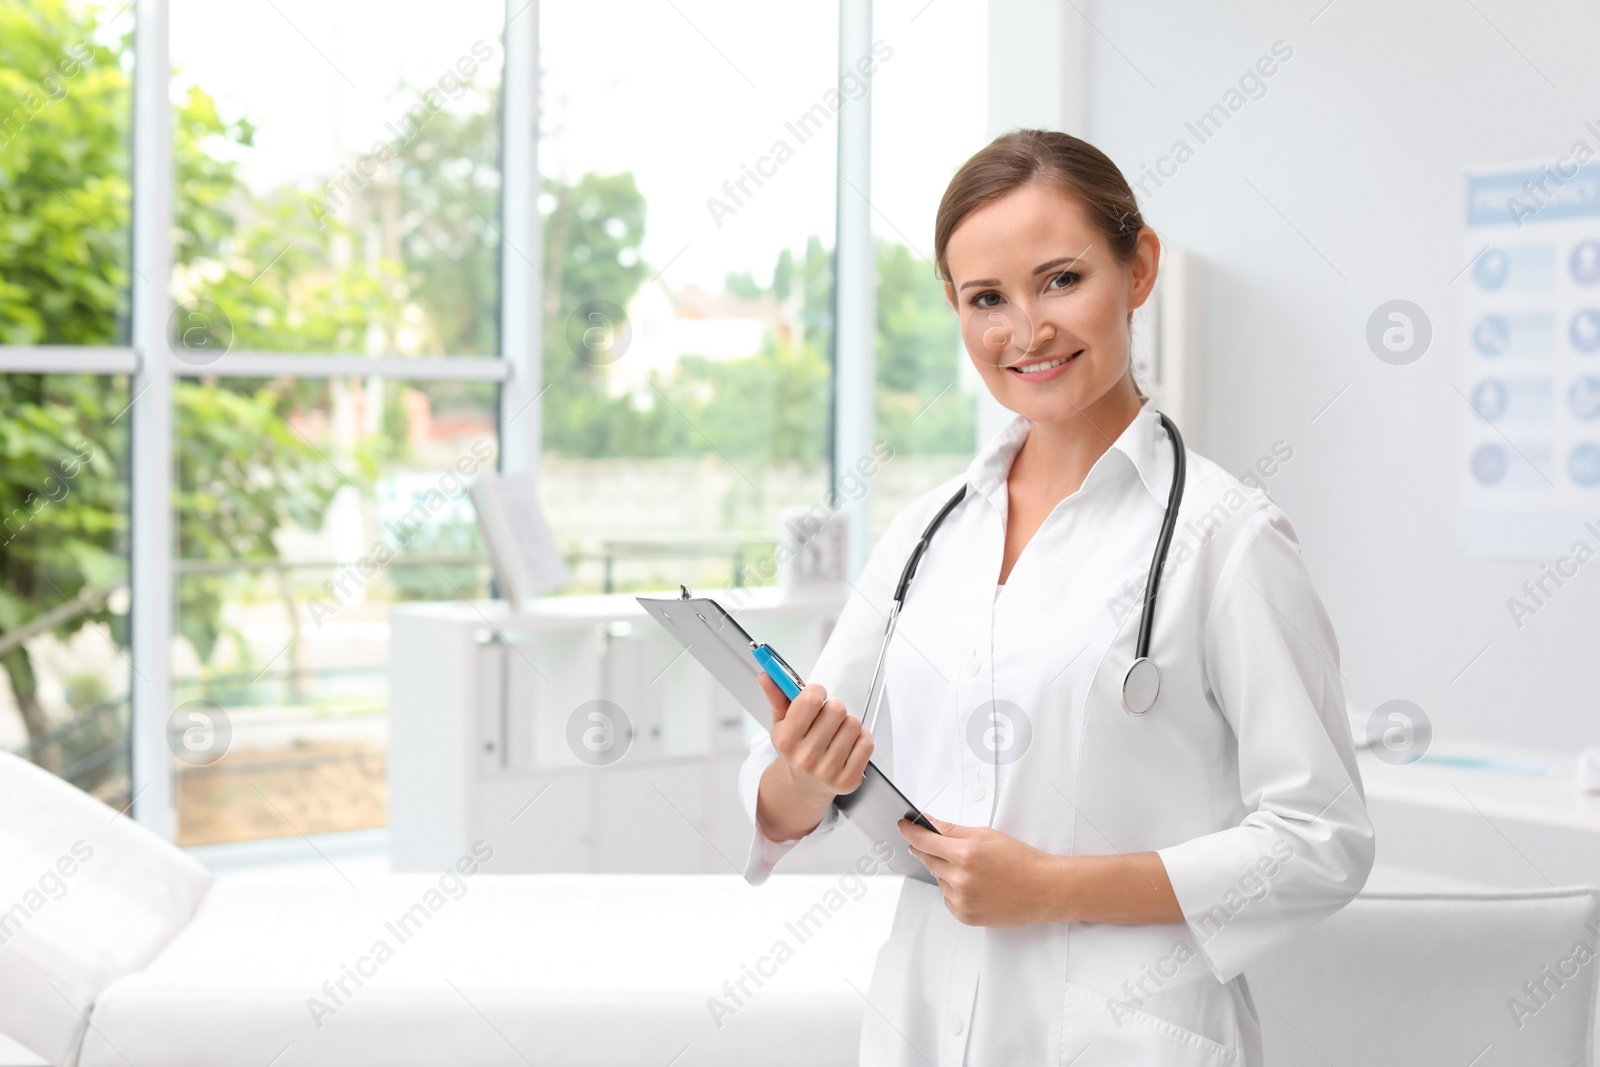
left=1060, top=982, right=1239, bottom=1066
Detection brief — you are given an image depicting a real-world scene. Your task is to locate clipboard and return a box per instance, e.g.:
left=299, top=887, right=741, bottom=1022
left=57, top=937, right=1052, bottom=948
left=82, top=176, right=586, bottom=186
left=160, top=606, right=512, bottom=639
left=635, top=589, right=939, bottom=884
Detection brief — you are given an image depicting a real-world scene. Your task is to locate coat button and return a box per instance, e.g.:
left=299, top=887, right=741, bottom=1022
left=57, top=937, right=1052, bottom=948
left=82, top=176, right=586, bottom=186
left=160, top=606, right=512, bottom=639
left=948, top=1011, right=964, bottom=1035
left=965, top=651, right=980, bottom=676
left=969, top=777, right=985, bottom=800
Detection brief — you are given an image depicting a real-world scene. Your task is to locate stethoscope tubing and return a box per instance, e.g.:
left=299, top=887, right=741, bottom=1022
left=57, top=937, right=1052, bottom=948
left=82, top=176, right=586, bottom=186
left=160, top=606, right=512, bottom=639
left=870, top=412, right=1187, bottom=722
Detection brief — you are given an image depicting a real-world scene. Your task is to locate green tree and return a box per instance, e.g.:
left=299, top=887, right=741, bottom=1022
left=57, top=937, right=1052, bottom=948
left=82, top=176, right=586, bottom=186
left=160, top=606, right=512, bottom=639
left=0, top=0, right=132, bottom=343
left=0, top=0, right=364, bottom=772
left=538, top=170, right=654, bottom=458
left=378, top=100, right=502, bottom=356
left=0, top=376, right=125, bottom=771
left=874, top=239, right=974, bottom=455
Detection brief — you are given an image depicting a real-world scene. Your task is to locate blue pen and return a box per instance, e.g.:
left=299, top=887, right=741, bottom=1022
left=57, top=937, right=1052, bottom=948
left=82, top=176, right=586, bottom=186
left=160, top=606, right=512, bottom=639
left=752, top=642, right=805, bottom=700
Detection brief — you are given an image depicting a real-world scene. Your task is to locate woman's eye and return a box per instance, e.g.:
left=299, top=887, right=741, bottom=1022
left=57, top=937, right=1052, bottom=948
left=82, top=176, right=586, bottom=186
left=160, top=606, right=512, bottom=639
left=1049, top=270, right=1081, bottom=290
left=972, top=291, right=1001, bottom=309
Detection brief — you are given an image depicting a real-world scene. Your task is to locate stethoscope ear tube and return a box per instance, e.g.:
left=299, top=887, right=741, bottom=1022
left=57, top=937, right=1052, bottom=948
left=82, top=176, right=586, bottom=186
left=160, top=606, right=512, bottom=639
left=1122, top=413, right=1187, bottom=715
left=893, top=485, right=968, bottom=603
left=865, top=485, right=969, bottom=735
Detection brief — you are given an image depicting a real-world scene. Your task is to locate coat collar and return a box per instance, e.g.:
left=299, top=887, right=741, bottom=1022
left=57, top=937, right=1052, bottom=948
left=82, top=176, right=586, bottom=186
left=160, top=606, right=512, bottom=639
left=961, top=395, right=1174, bottom=514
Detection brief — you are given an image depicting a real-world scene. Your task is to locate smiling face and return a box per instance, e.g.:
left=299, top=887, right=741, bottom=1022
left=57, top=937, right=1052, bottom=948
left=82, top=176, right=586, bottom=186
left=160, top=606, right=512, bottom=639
left=942, top=181, right=1160, bottom=425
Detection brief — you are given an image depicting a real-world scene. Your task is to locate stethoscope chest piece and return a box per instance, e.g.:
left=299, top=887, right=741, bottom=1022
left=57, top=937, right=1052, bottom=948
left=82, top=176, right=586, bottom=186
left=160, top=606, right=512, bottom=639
left=1122, top=656, right=1161, bottom=716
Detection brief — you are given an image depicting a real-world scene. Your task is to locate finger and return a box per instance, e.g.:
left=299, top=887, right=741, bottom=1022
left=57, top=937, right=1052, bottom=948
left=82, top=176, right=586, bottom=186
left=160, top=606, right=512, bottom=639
left=901, top=819, right=958, bottom=861
left=818, top=711, right=862, bottom=781
left=778, top=682, right=828, bottom=741
left=756, top=672, right=790, bottom=724
left=787, top=696, right=845, bottom=769
left=907, top=843, right=953, bottom=879
left=840, top=729, right=875, bottom=787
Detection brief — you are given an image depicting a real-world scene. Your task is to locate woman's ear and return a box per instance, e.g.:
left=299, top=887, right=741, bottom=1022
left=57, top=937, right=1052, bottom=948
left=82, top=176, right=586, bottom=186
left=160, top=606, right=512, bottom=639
left=943, top=280, right=958, bottom=311
left=1126, top=228, right=1162, bottom=313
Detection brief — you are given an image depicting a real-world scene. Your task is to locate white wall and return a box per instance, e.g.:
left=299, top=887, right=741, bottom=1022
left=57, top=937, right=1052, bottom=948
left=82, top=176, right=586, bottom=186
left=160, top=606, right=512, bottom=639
left=1073, top=1, right=1600, bottom=750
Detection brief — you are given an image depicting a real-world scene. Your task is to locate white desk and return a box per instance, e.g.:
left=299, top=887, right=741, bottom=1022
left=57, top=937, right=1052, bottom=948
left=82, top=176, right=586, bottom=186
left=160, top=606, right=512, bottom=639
left=390, top=589, right=1600, bottom=892
left=1359, top=738, right=1600, bottom=889
left=387, top=585, right=882, bottom=876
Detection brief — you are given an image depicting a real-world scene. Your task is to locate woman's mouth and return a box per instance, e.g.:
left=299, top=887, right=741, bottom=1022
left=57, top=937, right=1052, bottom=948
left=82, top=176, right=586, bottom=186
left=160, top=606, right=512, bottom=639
left=1007, top=350, right=1082, bottom=381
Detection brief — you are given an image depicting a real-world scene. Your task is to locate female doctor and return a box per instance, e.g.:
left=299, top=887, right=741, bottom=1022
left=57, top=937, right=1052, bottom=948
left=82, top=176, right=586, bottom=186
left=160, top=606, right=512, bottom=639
left=738, top=129, right=1374, bottom=1066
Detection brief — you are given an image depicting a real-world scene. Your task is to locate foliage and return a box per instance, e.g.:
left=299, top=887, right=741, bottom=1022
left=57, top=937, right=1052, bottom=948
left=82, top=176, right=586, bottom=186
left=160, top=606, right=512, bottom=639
left=0, top=0, right=132, bottom=343
left=0, top=374, right=126, bottom=749
left=172, top=383, right=343, bottom=663
left=0, top=0, right=349, bottom=743
left=379, top=99, right=501, bottom=356
left=174, top=190, right=411, bottom=359
left=874, top=240, right=974, bottom=455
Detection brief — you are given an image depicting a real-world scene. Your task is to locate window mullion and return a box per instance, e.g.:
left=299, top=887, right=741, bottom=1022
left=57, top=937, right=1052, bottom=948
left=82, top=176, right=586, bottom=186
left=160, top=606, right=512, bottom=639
left=129, top=0, right=176, bottom=838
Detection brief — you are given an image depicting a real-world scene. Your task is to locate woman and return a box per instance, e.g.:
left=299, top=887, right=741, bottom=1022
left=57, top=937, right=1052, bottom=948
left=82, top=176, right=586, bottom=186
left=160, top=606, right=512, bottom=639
left=738, top=129, right=1373, bottom=1066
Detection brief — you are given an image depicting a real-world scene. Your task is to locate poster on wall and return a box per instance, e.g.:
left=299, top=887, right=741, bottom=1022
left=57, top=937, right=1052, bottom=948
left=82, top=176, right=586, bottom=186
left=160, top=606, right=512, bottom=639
left=1460, top=158, right=1600, bottom=557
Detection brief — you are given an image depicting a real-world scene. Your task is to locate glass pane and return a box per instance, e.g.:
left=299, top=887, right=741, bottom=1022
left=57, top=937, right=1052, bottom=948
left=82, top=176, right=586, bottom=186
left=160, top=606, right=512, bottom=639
left=168, top=0, right=504, bottom=358
left=539, top=1, right=839, bottom=593
left=869, top=0, right=987, bottom=540
left=0, top=0, right=136, bottom=345
left=172, top=377, right=497, bottom=845
left=0, top=374, right=131, bottom=807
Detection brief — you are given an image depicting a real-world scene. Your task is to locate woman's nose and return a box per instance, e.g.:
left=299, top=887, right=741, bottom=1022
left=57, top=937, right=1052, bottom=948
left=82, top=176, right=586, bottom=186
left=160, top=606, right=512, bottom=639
left=1006, top=297, right=1055, bottom=355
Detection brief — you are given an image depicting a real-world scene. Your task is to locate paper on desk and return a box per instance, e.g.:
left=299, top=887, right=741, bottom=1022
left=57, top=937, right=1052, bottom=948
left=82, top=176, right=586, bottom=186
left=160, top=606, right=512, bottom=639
left=470, top=469, right=569, bottom=607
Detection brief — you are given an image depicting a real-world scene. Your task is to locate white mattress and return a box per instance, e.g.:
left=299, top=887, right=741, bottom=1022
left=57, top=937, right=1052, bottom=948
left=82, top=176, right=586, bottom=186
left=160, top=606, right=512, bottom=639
left=80, top=872, right=903, bottom=1067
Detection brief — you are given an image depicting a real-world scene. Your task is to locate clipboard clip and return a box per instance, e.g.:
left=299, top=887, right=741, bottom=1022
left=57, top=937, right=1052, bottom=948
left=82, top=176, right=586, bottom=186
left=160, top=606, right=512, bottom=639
left=679, top=584, right=692, bottom=599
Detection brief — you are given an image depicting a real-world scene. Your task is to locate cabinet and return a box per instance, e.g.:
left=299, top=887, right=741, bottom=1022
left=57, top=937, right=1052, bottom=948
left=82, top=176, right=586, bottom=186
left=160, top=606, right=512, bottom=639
left=388, top=586, right=880, bottom=875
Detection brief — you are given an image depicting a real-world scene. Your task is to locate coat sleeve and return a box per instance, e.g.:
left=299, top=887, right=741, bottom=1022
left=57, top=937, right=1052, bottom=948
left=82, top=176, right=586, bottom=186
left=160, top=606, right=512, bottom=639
left=1154, top=502, right=1375, bottom=982
left=737, top=495, right=930, bottom=885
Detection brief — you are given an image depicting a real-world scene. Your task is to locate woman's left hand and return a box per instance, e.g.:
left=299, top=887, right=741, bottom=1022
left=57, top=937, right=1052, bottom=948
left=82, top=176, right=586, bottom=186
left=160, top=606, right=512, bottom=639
left=898, top=816, right=1065, bottom=928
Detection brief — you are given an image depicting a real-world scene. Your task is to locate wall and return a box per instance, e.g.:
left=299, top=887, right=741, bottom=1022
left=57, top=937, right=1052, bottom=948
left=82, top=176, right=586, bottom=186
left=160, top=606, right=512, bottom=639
left=1073, top=0, right=1600, bottom=749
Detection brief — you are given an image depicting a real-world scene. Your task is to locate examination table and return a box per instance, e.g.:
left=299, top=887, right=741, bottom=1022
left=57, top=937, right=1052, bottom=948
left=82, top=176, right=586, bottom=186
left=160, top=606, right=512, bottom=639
left=3, top=751, right=1597, bottom=1066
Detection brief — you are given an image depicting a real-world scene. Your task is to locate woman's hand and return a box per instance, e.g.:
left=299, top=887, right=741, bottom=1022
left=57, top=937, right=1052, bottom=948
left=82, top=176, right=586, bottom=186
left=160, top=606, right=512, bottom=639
left=753, top=672, right=874, bottom=843
left=899, top=816, right=1184, bottom=927
left=899, top=816, right=1065, bottom=927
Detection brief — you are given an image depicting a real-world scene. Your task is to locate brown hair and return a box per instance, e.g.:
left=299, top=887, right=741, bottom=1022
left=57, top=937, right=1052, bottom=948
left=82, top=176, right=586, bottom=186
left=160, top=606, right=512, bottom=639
left=933, top=128, right=1145, bottom=285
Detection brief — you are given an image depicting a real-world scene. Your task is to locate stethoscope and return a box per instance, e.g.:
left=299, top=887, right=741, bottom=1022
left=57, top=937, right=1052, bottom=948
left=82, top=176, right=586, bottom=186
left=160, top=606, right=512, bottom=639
left=859, top=411, right=1187, bottom=730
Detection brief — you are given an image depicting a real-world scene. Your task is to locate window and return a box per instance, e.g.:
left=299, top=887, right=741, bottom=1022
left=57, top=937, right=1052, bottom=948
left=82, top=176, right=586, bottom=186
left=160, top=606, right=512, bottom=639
left=170, top=378, right=497, bottom=844
left=868, top=0, right=987, bottom=540
left=538, top=0, right=839, bottom=592
left=162, top=0, right=508, bottom=843
left=0, top=0, right=137, bottom=809
left=169, top=0, right=504, bottom=358
left=0, top=0, right=983, bottom=845
left=0, top=374, right=131, bottom=808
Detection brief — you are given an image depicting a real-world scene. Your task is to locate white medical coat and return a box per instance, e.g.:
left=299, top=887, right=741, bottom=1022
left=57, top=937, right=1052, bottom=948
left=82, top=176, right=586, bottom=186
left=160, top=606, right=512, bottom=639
left=738, top=397, right=1375, bottom=1066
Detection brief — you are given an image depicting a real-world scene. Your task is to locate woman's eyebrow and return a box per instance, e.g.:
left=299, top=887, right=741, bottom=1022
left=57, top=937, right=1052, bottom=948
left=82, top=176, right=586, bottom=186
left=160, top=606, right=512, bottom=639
left=1030, top=254, right=1085, bottom=276
left=957, top=254, right=1088, bottom=292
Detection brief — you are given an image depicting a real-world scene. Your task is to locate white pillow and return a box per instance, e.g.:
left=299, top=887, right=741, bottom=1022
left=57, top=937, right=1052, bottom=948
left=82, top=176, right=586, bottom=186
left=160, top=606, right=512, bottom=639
left=0, top=752, right=212, bottom=1065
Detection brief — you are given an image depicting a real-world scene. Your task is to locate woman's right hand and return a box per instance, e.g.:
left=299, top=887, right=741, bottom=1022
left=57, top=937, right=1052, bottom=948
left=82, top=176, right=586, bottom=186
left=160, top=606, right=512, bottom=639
left=753, top=672, right=875, bottom=842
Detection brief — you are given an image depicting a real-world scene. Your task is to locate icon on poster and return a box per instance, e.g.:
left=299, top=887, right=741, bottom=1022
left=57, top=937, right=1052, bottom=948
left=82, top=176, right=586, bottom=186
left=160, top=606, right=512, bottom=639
left=1470, top=443, right=1508, bottom=485
left=1473, top=248, right=1510, bottom=290
left=1572, top=241, right=1600, bottom=285
left=1569, top=376, right=1600, bottom=421
left=1570, top=309, right=1600, bottom=353
left=1470, top=379, right=1507, bottom=421
left=1569, top=443, right=1600, bottom=487
left=1473, top=315, right=1510, bottom=356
